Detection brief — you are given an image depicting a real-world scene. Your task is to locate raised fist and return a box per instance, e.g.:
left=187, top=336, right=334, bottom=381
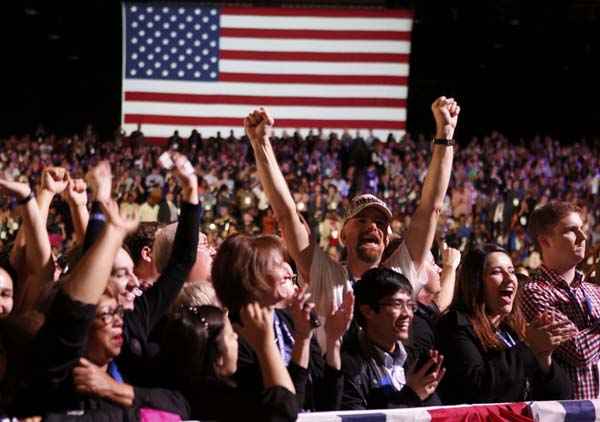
left=244, top=108, right=274, bottom=142
left=41, top=167, right=69, bottom=195
left=431, top=96, right=461, bottom=140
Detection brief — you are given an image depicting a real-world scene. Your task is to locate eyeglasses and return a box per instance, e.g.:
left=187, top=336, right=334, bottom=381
left=379, top=299, right=417, bottom=313
left=96, top=305, right=125, bottom=325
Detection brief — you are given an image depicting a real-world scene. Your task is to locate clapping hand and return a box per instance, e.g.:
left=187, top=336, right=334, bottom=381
left=325, top=290, right=354, bottom=345
left=289, top=285, right=316, bottom=341
left=406, top=350, right=446, bottom=401
left=527, top=310, right=578, bottom=354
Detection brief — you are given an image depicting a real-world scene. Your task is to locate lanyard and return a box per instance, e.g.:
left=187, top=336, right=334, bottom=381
left=273, top=311, right=295, bottom=365
left=497, top=329, right=517, bottom=348
left=564, top=285, right=595, bottom=327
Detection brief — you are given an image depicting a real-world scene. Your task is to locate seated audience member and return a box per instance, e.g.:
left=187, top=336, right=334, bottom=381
left=437, top=243, right=575, bottom=404
left=340, top=267, right=445, bottom=410
left=522, top=202, right=600, bottom=399
left=244, top=97, right=460, bottom=349
left=159, top=303, right=298, bottom=422
left=14, top=200, right=189, bottom=419
left=212, top=234, right=346, bottom=411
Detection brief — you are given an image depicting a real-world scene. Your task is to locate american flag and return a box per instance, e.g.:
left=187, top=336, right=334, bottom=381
left=121, top=4, right=412, bottom=142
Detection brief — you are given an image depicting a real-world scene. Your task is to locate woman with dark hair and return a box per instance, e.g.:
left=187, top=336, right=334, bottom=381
left=436, top=243, right=575, bottom=404
left=159, top=304, right=298, bottom=422
left=212, top=233, right=352, bottom=412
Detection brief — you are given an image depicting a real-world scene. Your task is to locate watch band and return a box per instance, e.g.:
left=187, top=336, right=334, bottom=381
left=434, top=138, right=455, bottom=146
left=16, top=190, right=34, bottom=205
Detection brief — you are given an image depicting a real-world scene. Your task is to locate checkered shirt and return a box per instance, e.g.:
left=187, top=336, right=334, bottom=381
left=521, top=265, right=600, bottom=399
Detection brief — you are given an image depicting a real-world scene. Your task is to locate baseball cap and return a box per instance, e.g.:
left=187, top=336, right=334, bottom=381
left=343, top=194, right=392, bottom=226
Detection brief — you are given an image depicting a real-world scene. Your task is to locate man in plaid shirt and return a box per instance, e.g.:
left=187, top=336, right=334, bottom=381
left=521, top=202, right=600, bottom=399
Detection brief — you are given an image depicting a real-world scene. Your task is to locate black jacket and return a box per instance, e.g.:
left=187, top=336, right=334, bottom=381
left=117, top=202, right=201, bottom=385
left=233, top=308, right=330, bottom=412
left=339, top=329, right=441, bottom=410
left=436, top=308, right=572, bottom=404
left=407, top=302, right=440, bottom=365
left=14, top=291, right=190, bottom=419
left=173, top=376, right=298, bottom=422
left=84, top=200, right=201, bottom=386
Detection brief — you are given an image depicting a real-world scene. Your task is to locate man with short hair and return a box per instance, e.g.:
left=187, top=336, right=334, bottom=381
left=339, top=267, right=444, bottom=410
left=245, top=97, right=460, bottom=335
left=521, top=201, right=600, bottom=399
left=124, top=222, right=160, bottom=291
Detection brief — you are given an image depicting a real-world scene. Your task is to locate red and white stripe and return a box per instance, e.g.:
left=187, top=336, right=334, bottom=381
left=122, top=6, right=412, bottom=141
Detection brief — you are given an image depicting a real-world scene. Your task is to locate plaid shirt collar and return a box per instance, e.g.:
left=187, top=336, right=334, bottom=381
left=538, top=264, right=585, bottom=289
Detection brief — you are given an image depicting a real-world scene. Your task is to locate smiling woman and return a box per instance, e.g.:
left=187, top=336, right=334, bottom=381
left=436, top=243, right=576, bottom=404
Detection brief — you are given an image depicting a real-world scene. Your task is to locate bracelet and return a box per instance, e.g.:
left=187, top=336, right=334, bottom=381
left=16, top=190, right=34, bottom=205
left=434, top=138, right=455, bottom=146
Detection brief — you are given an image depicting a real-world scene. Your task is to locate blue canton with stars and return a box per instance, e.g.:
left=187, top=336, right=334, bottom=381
left=125, top=4, right=220, bottom=81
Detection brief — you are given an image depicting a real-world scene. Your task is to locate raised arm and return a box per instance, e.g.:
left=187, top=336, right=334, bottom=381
left=9, top=167, right=66, bottom=281
left=235, top=303, right=296, bottom=395
left=131, top=152, right=200, bottom=331
left=245, top=109, right=312, bottom=279
left=435, top=243, right=461, bottom=312
left=62, top=199, right=139, bottom=304
left=404, top=97, right=460, bottom=271
left=0, top=178, right=53, bottom=313
left=62, top=178, right=90, bottom=245
left=82, top=161, right=113, bottom=253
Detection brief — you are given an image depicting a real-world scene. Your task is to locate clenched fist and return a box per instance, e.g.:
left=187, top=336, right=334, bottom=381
left=431, top=96, right=461, bottom=140
left=244, top=107, right=275, bottom=143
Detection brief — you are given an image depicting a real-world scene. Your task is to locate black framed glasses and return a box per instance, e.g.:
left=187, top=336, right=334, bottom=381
left=97, top=305, right=125, bottom=325
left=379, top=299, right=417, bottom=313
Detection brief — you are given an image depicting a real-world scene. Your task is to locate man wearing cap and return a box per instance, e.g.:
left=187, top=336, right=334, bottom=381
left=245, top=97, right=460, bottom=337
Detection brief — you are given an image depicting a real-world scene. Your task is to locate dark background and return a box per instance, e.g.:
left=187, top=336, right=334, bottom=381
left=2, top=0, right=599, bottom=141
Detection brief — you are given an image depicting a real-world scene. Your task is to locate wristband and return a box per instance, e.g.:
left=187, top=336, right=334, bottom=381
left=434, top=138, right=455, bottom=146
left=16, top=191, right=34, bottom=205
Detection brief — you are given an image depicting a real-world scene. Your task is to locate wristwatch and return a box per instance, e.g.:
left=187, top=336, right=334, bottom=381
left=434, top=138, right=455, bottom=146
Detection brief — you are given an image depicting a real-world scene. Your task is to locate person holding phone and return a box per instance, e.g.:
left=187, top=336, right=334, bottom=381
left=338, top=267, right=445, bottom=410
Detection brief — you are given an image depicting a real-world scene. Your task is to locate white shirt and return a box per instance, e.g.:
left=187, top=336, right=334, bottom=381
left=306, top=240, right=426, bottom=349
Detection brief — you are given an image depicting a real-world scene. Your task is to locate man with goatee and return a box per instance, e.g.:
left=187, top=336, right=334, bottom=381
left=245, top=97, right=460, bottom=337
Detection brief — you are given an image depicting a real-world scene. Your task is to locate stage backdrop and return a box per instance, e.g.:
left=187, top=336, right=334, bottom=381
left=121, top=3, right=412, bottom=142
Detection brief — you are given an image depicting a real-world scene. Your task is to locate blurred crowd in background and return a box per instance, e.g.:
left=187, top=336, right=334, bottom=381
left=1, top=126, right=599, bottom=270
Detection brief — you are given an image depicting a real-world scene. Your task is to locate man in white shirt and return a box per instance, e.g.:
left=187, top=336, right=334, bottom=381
left=245, top=97, right=460, bottom=324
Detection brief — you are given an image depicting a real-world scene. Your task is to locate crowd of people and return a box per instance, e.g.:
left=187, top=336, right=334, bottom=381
left=1, top=119, right=599, bottom=273
left=0, top=96, right=598, bottom=421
